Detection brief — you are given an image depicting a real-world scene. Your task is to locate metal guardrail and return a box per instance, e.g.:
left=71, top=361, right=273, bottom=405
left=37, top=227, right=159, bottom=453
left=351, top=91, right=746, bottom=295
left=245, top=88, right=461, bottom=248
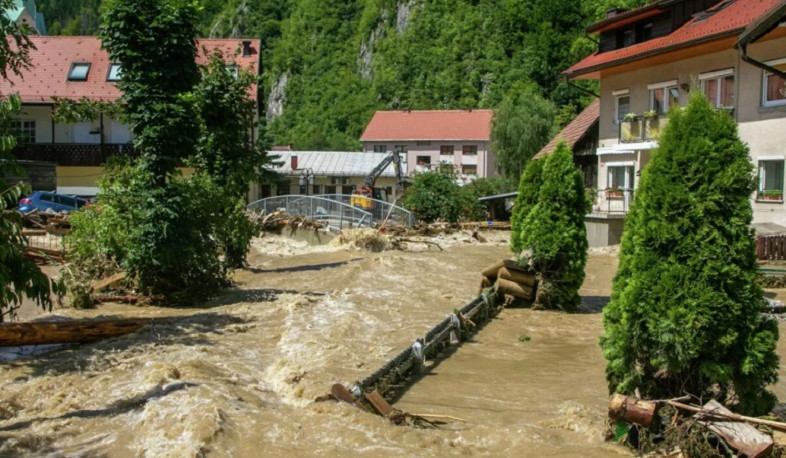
left=314, top=194, right=413, bottom=227
left=247, top=194, right=414, bottom=230
left=247, top=195, right=372, bottom=231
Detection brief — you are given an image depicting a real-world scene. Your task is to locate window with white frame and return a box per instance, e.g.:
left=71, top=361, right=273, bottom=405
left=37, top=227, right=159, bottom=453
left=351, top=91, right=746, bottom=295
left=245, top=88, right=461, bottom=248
left=608, top=165, right=634, bottom=190
left=649, top=80, right=679, bottom=114
left=762, top=58, right=786, bottom=107
left=700, top=69, right=734, bottom=109
left=13, top=120, right=35, bottom=144
left=614, top=89, right=631, bottom=123
left=758, top=159, right=784, bottom=200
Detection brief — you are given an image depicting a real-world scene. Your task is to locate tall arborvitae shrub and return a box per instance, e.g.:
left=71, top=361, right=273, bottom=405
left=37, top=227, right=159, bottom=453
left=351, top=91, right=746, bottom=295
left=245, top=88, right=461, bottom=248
left=510, top=158, right=544, bottom=253
left=601, top=93, right=779, bottom=415
left=519, top=142, right=589, bottom=311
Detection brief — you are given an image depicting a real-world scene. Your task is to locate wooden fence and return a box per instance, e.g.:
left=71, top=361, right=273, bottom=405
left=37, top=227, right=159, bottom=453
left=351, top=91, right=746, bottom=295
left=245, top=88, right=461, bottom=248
left=757, top=234, right=786, bottom=261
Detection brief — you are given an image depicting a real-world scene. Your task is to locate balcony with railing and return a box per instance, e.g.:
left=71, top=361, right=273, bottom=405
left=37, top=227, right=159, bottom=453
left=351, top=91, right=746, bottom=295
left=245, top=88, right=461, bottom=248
left=591, top=188, right=634, bottom=214
left=619, top=115, right=669, bottom=143
left=13, top=143, right=138, bottom=166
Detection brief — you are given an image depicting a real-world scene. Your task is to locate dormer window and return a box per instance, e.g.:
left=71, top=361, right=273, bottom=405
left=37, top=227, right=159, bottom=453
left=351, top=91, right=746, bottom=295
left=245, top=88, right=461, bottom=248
left=106, top=63, right=122, bottom=82
left=68, top=63, right=90, bottom=81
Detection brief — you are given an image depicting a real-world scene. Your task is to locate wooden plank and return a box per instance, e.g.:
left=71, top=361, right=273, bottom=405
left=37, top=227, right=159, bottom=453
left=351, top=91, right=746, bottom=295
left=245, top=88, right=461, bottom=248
left=331, top=384, right=366, bottom=410
left=90, top=272, right=127, bottom=292
left=697, top=400, right=773, bottom=458
left=498, top=267, right=537, bottom=287
left=0, top=319, right=158, bottom=347
left=364, top=390, right=395, bottom=417
left=21, top=229, right=47, bottom=236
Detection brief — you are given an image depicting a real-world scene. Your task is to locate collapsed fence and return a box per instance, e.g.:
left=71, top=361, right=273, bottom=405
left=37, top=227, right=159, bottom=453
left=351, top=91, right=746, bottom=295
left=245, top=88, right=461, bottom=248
left=327, top=260, right=537, bottom=425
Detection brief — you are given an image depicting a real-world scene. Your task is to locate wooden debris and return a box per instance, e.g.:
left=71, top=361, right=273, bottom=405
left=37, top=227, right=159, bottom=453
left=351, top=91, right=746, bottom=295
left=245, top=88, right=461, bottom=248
left=667, top=400, right=786, bottom=432
left=90, top=272, right=127, bottom=292
left=498, top=267, right=537, bottom=287
left=608, top=393, right=657, bottom=427
left=696, top=400, right=773, bottom=458
left=495, top=278, right=535, bottom=300
left=0, top=318, right=159, bottom=347
left=91, top=294, right=164, bottom=305
left=331, top=384, right=367, bottom=410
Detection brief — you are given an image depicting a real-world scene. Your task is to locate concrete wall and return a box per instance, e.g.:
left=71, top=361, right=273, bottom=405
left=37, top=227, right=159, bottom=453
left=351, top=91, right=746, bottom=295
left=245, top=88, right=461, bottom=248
left=362, top=140, right=496, bottom=178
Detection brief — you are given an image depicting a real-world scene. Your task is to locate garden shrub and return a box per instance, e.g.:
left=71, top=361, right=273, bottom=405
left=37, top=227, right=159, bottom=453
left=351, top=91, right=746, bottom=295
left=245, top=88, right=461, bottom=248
left=510, top=158, right=544, bottom=253
left=518, top=142, right=588, bottom=311
left=402, top=169, right=479, bottom=223
left=600, top=93, right=779, bottom=415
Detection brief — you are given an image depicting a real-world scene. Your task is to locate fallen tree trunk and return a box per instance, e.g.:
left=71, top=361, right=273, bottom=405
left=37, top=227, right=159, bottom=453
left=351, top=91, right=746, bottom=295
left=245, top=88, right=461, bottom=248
left=0, top=318, right=160, bottom=347
left=608, top=393, right=657, bottom=427
left=495, top=278, right=534, bottom=300
left=498, top=267, right=536, bottom=287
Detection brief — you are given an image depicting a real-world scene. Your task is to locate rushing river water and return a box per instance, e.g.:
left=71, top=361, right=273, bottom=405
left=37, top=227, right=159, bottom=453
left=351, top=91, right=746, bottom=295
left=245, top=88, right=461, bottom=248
left=3, top=230, right=786, bottom=457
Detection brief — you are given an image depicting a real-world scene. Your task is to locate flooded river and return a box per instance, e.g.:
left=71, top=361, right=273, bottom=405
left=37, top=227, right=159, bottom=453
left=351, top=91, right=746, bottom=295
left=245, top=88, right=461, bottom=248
left=2, top=230, right=786, bottom=456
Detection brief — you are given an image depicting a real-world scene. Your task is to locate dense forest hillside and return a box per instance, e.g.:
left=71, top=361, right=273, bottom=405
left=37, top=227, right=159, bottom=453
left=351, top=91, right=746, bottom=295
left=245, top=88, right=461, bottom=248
left=37, top=0, right=647, bottom=150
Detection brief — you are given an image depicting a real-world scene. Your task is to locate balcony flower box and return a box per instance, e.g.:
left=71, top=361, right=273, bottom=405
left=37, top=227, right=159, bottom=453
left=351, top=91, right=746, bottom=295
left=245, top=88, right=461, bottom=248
left=758, top=190, right=784, bottom=202
left=605, top=188, right=624, bottom=198
left=620, top=117, right=642, bottom=143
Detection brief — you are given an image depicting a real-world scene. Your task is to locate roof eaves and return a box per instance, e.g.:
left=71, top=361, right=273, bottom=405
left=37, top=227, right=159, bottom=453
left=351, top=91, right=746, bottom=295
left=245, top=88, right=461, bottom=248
left=565, top=29, right=742, bottom=79
left=586, top=1, right=665, bottom=34
left=736, top=1, right=786, bottom=46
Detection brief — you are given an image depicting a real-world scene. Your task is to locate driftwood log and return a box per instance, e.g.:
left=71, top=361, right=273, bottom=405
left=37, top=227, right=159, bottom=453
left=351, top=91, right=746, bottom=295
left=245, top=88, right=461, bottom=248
left=0, top=318, right=160, bottom=347
left=608, top=393, right=657, bottom=427
left=495, top=278, right=535, bottom=301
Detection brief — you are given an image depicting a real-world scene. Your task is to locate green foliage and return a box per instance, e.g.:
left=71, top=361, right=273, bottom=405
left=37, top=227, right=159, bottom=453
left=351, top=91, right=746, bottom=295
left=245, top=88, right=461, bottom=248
left=490, top=84, right=556, bottom=181
left=191, top=51, right=279, bottom=198
left=0, top=2, right=61, bottom=321
left=600, top=94, right=779, bottom=416
left=51, top=96, right=123, bottom=123
left=510, top=158, right=545, bottom=254
left=519, top=142, right=588, bottom=311
left=100, top=0, right=201, bottom=184
left=66, top=161, right=249, bottom=302
left=402, top=169, right=478, bottom=223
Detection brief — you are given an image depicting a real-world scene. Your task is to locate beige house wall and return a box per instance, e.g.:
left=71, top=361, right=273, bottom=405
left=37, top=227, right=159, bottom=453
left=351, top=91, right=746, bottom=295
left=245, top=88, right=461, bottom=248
left=595, top=36, right=786, bottom=225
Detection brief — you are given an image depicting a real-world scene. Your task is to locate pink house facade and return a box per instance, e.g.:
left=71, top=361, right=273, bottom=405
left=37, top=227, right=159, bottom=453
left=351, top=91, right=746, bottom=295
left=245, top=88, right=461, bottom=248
left=360, top=110, right=497, bottom=181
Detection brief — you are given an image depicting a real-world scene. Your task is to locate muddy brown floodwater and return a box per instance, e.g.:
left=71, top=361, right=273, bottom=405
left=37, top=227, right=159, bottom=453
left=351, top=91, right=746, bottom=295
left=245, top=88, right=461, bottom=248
left=2, top=230, right=786, bottom=457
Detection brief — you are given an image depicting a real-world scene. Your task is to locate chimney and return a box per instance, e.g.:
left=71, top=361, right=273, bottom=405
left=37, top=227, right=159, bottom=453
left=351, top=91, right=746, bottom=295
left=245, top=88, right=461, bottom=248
left=291, top=155, right=298, bottom=170
left=242, top=40, right=252, bottom=57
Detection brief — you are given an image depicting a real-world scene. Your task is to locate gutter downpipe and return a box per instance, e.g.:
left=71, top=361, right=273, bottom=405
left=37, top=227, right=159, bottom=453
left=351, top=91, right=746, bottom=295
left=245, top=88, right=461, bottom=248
left=738, top=42, right=786, bottom=80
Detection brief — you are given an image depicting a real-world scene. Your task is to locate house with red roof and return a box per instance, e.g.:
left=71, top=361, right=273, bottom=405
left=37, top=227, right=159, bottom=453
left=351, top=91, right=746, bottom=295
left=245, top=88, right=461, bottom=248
left=359, top=109, right=496, bottom=180
left=566, top=0, right=786, bottom=246
left=1, top=36, right=261, bottom=197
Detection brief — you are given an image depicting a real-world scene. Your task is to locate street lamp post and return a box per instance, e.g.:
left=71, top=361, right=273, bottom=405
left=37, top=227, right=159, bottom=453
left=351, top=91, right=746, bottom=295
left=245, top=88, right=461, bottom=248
left=299, top=168, right=314, bottom=195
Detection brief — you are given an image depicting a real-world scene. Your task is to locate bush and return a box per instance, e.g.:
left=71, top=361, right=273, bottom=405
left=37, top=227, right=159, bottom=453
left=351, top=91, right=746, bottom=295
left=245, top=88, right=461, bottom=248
left=66, top=161, right=255, bottom=303
left=402, top=169, right=479, bottom=223
left=510, top=158, right=544, bottom=253
left=518, top=142, right=588, bottom=311
left=600, top=93, right=779, bottom=416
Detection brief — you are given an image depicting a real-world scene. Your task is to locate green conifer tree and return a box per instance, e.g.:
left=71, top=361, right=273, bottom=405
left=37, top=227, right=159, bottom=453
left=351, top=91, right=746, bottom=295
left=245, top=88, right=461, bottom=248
left=601, top=93, right=779, bottom=415
left=519, top=141, right=588, bottom=311
left=510, top=158, right=544, bottom=254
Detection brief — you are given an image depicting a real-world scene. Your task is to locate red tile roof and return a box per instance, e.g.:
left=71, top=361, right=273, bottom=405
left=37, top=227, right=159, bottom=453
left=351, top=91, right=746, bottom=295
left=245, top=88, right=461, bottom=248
left=360, top=109, right=493, bottom=141
left=0, top=36, right=260, bottom=103
left=534, top=99, right=599, bottom=159
left=566, top=0, right=783, bottom=78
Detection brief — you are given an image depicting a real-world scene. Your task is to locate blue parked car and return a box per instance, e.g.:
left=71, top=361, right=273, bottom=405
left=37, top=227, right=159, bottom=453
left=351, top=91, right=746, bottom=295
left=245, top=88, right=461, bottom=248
left=17, top=191, right=89, bottom=214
